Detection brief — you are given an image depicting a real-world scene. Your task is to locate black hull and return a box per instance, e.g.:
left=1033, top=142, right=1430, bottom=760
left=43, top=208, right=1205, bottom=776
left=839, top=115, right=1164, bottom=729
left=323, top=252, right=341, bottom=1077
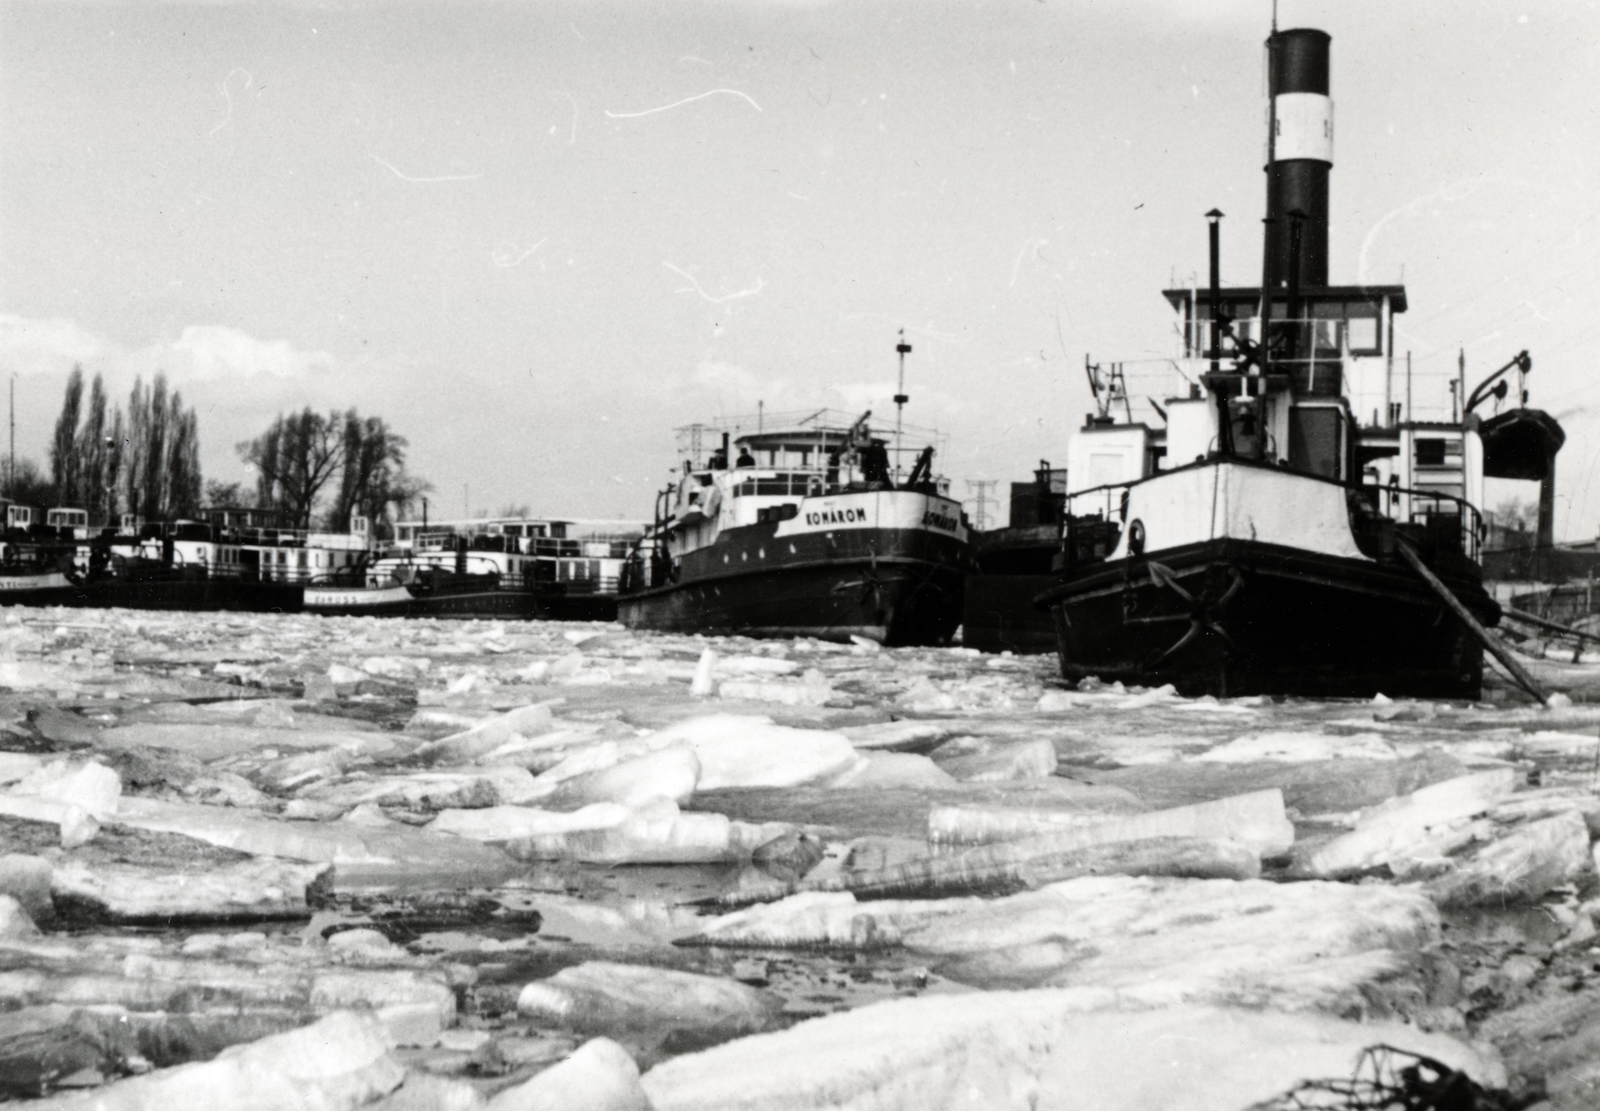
left=621, top=520, right=966, bottom=646
left=88, top=576, right=308, bottom=614
left=1040, top=538, right=1494, bottom=699
left=534, top=590, right=619, bottom=623
left=962, top=573, right=1058, bottom=654
left=619, top=561, right=963, bottom=645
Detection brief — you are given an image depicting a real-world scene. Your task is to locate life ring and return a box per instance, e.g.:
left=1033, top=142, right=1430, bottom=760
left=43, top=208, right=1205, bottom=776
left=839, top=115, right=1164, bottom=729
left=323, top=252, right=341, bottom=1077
left=1127, top=519, right=1146, bottom=557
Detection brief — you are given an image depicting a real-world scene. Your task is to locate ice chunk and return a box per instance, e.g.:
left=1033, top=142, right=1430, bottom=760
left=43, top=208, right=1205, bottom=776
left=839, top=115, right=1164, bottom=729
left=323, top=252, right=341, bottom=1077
left=679, top=891, right=987, bottom=949
left=689, top=648, right=718, bottom=697
left=112, top=796, right=519, bottom=888
left=506, top=799, right=747, bottom=865
left=929, top=788, right=1295, bottom=858
left=431, top=802, right=634, bottom=842
left=486, top=1037, right=647, bottom=1111
left=33, top=1009, right=402, bottom=1110
left=644, top=714, right=864, bottom=789
left=838, top=720, right=951, bottom=753
left=416, top=702, right=557, bottom=765
left=749, top=829, right=826, bottom=885
left=1080, top=751, right=1468, bottom=815
left=904, top=875, right=1441, bottom=1016
left=7, top=759, right=120, bottom=820
left=1422, top=810, right=1594, bottom=906
left=687, top=778, right=1146, bottom=842
left=531, top=744, right=700, bottom=810
left=94, top=723, right=401, bottom=762
left=516, top=961, right=782, bottom=1050
left=640, top=993, right=1502, bottom=1111
left=1301, top=768, right=1519, bottom=879
left=300, top=766, right=541, bottom=812
left=0, top=893, right=38, bottom=939
left=0, top=752, right=43, bottom=786
left=930, top=737, right=1058, bottom=781
left=51, top=858, right=332, bottom=922
left=0, top=853, right=53, bottom=924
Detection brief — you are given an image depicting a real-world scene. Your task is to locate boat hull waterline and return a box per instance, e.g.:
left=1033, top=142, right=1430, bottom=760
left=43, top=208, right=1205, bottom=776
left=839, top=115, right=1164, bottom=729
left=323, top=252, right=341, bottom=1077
left=623, top=505, right=967, bottom=646
left=619, top=555, right=965, bottom=645
left=1038, top=536, right=1493, bottom=700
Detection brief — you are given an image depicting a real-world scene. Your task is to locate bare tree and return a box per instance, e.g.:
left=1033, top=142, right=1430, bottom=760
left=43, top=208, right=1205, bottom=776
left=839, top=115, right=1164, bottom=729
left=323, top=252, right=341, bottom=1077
left=3, top=458, right=56, bottom=508
left=204, top=479, right=248, bottom=506
left=327, top=411, right=431, bottom=532
left=237, top=409, right=343, bottom=529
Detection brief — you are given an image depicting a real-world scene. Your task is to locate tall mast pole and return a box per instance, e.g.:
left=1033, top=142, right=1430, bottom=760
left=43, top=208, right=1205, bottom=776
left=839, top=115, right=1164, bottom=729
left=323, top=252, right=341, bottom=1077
left=894, top=330, right=911, bottom=481
left=8, top=375, right=13, bottom=499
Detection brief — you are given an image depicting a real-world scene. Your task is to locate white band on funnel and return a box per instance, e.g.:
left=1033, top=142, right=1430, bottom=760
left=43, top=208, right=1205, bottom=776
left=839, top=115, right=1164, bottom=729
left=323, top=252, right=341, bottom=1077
left=1273, top=92, right=1333, bottom=164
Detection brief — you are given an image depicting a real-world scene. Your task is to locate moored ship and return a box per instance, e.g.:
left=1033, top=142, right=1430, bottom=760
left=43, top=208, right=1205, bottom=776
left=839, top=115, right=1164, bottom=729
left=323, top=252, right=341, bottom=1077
left=961, top=462, right=1068, bottom=654
left=0, top=505, right=92, bottom=606
left=619, top=401, right=969, bottom=645
left=1036, top=25, right=1527, bottom=700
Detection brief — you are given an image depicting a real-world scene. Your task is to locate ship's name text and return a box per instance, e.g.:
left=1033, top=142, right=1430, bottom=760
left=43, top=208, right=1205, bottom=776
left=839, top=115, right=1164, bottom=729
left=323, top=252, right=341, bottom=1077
left=921, top=509, right=960, bottom=532
left=805, top=508, right=866, bottom=526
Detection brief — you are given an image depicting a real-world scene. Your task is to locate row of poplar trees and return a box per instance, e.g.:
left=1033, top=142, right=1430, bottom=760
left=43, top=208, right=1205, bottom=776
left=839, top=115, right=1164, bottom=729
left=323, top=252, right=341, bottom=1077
left=43, top=367, right=429, bottom=534
left=49, top=367, right=201, bottom=525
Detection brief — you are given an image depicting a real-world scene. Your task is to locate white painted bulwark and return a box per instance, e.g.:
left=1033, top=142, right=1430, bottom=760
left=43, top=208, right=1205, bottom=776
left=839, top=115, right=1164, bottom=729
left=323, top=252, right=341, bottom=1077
left=0, top=572, right=71, bottom=591
left=1108, top=462, right=1368, bottom=561
left=1272, top=92, right=1334, bottom=163
left=772, top=491, right=966, bottom=542
left=305, top=585, right=413, bottom=609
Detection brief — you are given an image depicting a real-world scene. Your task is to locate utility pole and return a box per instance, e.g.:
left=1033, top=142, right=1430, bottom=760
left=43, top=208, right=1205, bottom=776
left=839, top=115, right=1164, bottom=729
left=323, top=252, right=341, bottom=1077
left=8, top=374, right=13, bottom=500
left=966, top=479, right=997, bottom=532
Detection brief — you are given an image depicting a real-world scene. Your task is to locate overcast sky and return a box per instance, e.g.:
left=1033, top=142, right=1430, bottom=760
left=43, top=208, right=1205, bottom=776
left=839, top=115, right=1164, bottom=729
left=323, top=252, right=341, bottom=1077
left=2, top=0, right=1597, bottom=534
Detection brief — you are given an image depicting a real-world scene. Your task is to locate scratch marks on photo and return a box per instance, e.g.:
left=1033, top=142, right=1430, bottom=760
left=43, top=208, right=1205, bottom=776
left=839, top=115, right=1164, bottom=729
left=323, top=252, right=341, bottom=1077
left=371, top=155, right=482, bottom=184
left=1009, top=238, right=1050, bottom=287
left=555, top=92, right=579, bottom=144
left=663, top=262, right=765, bottom=304
left=607, top=89, right=762, bottom=120
left=493, top=237, right=549, bottom=268
left=209, top=68, right=253, bottom=138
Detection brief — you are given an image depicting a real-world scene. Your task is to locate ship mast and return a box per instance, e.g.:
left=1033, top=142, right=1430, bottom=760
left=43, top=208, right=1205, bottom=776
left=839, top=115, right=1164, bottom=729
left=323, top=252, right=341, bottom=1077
left=893, top=330, right=912, bottom=481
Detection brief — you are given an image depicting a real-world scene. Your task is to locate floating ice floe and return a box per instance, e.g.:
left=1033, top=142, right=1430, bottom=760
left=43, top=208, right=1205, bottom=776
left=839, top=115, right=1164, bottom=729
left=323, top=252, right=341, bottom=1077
left=640, top=991, right=1502, bottom=1111
left=643, top=714, right=865, bottom=790
left=1299, top=768, right=1519, bottom=879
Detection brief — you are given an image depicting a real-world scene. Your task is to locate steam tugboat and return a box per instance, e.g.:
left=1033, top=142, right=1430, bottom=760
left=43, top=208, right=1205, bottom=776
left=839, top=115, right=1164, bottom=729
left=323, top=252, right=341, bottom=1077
left=1036, top=26, right=1527, bottom=699
left=619, top=346, right=968, bottom=644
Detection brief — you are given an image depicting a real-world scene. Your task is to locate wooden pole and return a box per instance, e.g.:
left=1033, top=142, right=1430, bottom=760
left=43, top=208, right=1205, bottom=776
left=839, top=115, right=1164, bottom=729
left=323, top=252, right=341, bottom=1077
left=1394, top=538, right=1550, bottom=704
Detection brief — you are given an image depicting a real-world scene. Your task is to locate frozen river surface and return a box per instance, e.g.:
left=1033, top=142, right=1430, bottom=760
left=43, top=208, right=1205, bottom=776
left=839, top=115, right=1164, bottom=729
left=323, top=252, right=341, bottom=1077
left=1, top=607, right=1598, bottom=1109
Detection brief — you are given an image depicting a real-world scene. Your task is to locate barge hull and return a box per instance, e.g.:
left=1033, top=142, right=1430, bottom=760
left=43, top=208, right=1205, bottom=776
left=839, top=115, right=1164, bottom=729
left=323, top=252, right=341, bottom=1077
left=962, top=573, right=1058, bottom=654
left=620, top=559, right=964, bottom=645
left=1041, top=538, right=1491, bottom=699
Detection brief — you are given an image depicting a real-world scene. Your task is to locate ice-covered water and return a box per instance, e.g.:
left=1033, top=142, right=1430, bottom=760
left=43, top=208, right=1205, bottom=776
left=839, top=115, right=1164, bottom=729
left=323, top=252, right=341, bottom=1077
left=2, top=606, right=1598, bottom=1107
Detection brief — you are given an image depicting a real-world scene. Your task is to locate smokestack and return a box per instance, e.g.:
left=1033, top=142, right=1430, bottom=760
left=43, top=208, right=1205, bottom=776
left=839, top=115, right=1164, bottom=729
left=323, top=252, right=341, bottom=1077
left=1265, top=28, right=1331, bottom=291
